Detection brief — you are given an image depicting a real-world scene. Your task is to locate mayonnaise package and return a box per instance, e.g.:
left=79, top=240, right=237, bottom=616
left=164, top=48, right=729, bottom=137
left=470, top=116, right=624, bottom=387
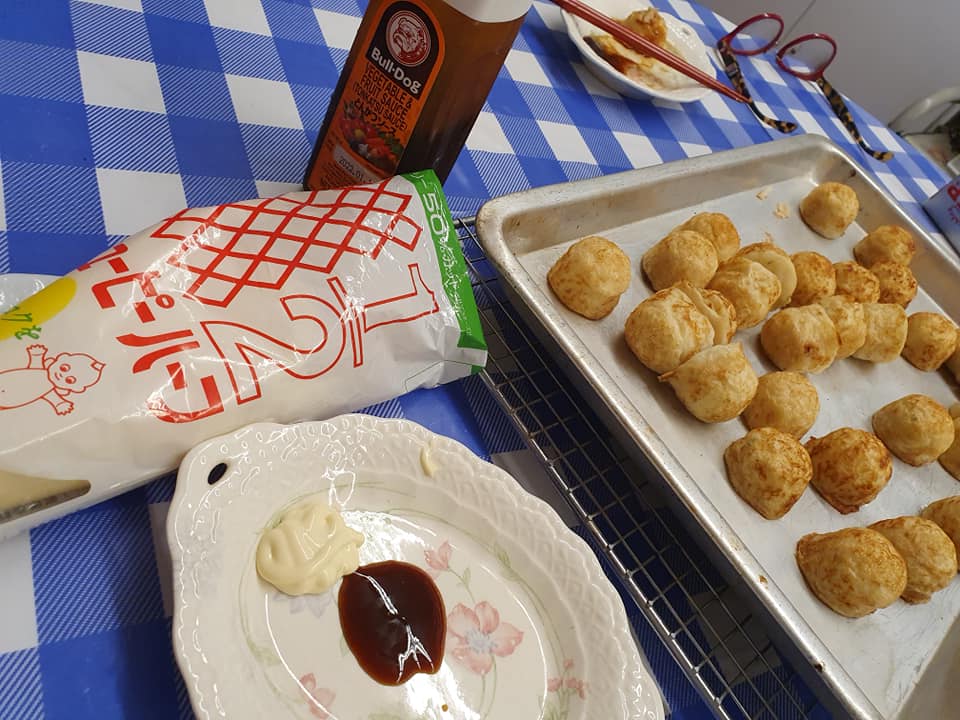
left=0, top=171, right=486, bottom=538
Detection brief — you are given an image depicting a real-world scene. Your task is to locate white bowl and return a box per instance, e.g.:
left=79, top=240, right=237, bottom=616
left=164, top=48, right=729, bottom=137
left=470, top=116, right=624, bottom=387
left=562, top=0, right=715, bottom=103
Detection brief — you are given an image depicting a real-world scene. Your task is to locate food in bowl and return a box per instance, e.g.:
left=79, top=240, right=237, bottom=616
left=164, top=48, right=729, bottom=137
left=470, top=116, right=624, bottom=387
left=584, top=8, right=690, bottom=91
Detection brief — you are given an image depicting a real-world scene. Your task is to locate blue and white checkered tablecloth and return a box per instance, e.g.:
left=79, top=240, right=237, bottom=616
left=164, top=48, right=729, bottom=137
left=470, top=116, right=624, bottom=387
left=0, top=0, right=950, bottom=718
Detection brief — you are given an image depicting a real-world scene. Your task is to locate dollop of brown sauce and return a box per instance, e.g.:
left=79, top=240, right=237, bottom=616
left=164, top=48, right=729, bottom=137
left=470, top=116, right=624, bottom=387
left=338, top=560, right=446, bottom=685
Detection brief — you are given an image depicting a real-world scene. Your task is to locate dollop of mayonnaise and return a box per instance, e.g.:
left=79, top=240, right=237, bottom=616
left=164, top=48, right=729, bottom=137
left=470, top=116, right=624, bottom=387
left=256, top=499, right=364, bottom=596
left=419, top=445, right=440, bottom=477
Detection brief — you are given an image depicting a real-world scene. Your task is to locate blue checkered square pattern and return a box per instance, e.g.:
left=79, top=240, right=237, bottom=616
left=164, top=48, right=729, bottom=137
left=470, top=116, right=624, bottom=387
left=0, top=0, right=952, bottom=718
left=146, top=15, right=224, bottom=71
left=88, top=107, right=179, bottom=172
left=37, top=619, right=182, bottom=720
left=32, top=495, right=163, bottom=644
left=71, top=3, right=155, bottom=62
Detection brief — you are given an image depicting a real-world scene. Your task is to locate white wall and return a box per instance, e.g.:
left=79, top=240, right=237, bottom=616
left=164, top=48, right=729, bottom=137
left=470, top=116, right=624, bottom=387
left=695, top=0, right=815, bottom=34
left=701, top=0, right=959, bottom=125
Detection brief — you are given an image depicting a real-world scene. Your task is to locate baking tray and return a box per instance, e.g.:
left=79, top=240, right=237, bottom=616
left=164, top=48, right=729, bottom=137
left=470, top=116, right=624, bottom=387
left=475, top=134, right=960, bottom=720
left=460, top=218, right=826, bottom=719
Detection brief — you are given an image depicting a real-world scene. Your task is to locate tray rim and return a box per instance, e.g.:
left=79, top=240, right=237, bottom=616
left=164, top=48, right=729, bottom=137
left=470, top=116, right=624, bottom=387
left=474, top=133, right=960, bottom=720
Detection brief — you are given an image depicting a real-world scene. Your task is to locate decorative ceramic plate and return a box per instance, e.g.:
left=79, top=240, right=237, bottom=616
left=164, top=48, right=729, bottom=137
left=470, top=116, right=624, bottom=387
left=168, top=414, right=664, bottom=720
left=0, top=273, right=58, bottom=312
left=562, top=0, right=714, bottom=103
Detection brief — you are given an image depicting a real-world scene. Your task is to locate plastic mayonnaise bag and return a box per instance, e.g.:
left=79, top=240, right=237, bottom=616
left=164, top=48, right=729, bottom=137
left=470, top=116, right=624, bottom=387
left=0, top=171, right=486, bottom=538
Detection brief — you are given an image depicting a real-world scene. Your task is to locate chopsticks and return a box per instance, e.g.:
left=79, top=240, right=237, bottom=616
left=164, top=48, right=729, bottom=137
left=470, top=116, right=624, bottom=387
left=553, top=0, right=749, bottom=104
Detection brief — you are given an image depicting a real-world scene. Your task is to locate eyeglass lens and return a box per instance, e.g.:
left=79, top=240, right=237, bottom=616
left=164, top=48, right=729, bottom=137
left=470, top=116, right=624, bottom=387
left=727, top=16, right=782, bottom=54
left=779, top=37, right=835, bottom=77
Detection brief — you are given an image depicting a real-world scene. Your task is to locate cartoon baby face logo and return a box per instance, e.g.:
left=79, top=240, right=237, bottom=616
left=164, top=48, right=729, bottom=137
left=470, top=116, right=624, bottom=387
left=0, top=344, right=105, bottom=416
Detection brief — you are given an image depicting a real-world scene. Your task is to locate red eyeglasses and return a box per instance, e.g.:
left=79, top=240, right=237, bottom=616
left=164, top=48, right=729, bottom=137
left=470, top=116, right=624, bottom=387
left=720, top=13, right=837, bottom=80
left=717, top=13, right=891, bottom=161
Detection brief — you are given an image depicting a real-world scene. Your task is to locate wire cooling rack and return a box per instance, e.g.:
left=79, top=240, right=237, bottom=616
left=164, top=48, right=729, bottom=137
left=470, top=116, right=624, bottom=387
left=455, top=217, right=825, bottom=720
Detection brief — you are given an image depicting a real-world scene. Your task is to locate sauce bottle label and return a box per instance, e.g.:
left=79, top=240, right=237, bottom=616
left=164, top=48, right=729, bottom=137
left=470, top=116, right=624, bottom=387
left=307, top=1, right=445, bottom=189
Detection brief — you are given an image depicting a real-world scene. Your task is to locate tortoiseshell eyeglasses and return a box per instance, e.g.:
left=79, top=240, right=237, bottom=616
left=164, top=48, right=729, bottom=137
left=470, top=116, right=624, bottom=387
left=717, top=13, right=892, bottom=162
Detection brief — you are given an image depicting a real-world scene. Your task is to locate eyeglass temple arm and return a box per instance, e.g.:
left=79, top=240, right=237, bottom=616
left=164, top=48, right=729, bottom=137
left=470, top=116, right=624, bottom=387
left=717, top=43, right=798, bottom=134
left=815, top=77, right=893, bottom=162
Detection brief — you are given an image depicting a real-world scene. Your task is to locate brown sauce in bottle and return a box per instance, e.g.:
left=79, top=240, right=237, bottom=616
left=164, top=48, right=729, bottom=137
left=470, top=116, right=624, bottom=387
left=304, top=0, right=528, bottom=190
left=338, top=560, right=446, bottom=685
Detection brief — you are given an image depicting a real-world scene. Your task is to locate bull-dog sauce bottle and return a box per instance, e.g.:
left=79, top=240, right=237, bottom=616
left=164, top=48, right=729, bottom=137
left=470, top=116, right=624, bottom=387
left=304, top=0, right=531, bottom=190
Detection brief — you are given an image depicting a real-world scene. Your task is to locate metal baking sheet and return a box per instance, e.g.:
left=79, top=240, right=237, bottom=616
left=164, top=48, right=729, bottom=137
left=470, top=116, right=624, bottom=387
left=475, top=134, right=960, bottom=720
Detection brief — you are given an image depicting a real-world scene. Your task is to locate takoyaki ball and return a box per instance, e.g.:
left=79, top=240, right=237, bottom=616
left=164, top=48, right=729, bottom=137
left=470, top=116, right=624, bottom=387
left=624, top=287, right=714, bottom=375
left=947, top=345, right=960, bottom=384
left=870, top=260, right=918, bottom=307
left=901, top=312, right=958, bottom=371
left=805, top=428, right=892, bottom=514
left=942, top=408, right=960, bottom=481
left=724, top=428, right=812, bottom=519
left=798, top=182, right=860, bottom=239
left=547, top=236, right=632, bottom=319
left=677, top=212, right=740, bottom=261
left=789, top=251, right=836, bottom=306
left=743, top=371, right=820, bottom=439
left=642, top=230, right=718, bottom=291
left=737, top=242, right=797, bottom=308
left=707, top=257, right=781, bottom=329
left=872, top=394, right=955, bottom=466
left=659, top=343, right=758, bottom=423
left=833, top=261, right=880, bottom=303
left=851, top=303, right=908, bottom=362
left=760, top=305, right=839, bottom=373
left=922, top=496, right=960, bottom=559
left=673, top=280, right=738, bottom=344
left=818, top=294, right=867, bottom=359
left=796, top=528, right=907, bottom=618
left=869, top=516, right=958, bottom=604
left=855, top=225, right=916, bottom=267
